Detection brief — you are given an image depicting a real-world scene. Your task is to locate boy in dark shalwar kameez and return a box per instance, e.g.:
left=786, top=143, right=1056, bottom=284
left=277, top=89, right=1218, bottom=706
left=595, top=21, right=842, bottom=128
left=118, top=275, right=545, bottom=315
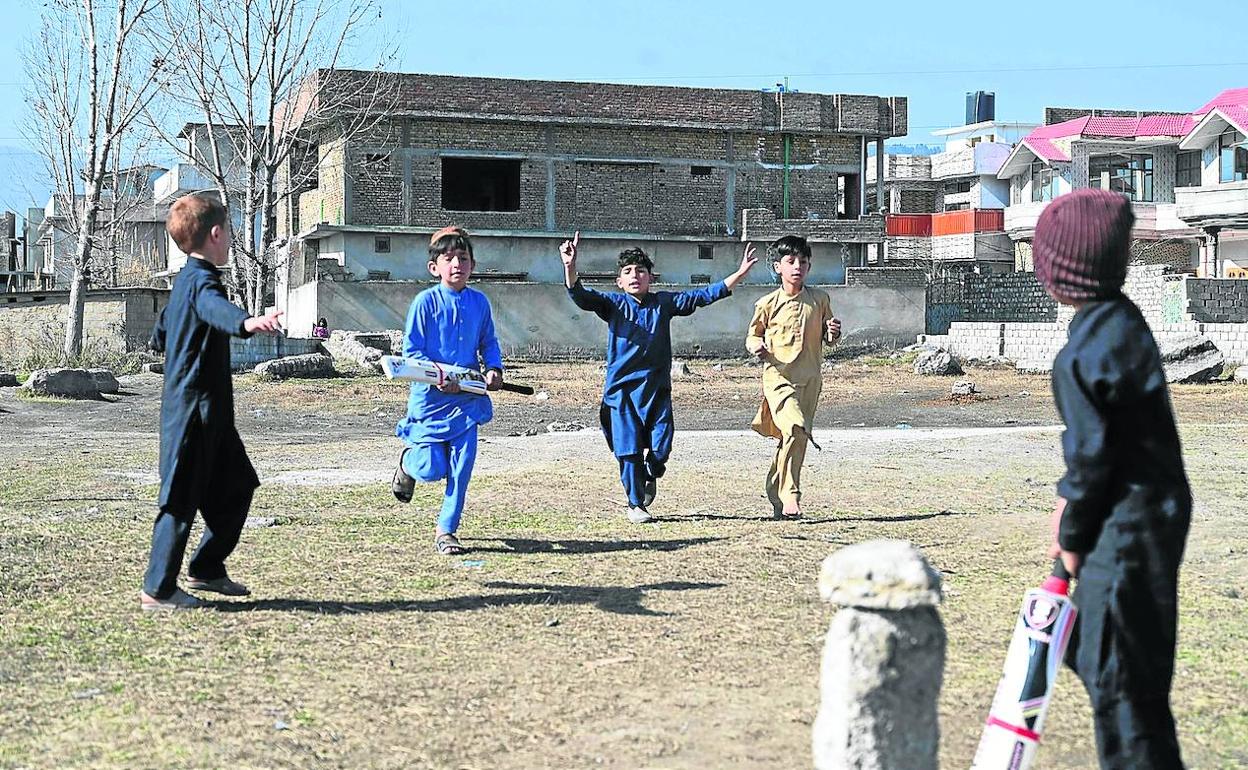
left=559, top=232, right=759, bottom=523
left=141, top=193, right=283, bottom=611
left=1035, top=189, right=1191, bottom=769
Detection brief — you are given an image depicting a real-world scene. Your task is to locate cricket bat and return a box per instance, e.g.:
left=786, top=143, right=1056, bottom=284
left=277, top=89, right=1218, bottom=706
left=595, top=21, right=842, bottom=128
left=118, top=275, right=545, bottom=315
left=970, top=559, right=1078, bottom=770
left=380, top=355, right=535, bottom=396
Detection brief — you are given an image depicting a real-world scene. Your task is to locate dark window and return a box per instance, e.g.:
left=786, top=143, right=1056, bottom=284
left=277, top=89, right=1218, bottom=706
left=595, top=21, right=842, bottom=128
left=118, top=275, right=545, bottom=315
left=945, top=202, right=970, bottom=211
left=697, top=244, right=714, bottom=260
left=1221, top=130, right=1248, bottom=183
left=1176, top=151, right=1202, bottom=188
left=838, top=174, right=861, bottom=218
left=1030, top=160, right=1057, bottom=202
left=1088, top=153, right=1153, bottom=201
left=441, top=157, right=522, bottom=212
left=945, top=179, right=972, bottom=194
left=690, top=273, right=711, bottom=284
left=374, top=236, right=391, bottom=254
left=690, top=165, right=713, bottom=177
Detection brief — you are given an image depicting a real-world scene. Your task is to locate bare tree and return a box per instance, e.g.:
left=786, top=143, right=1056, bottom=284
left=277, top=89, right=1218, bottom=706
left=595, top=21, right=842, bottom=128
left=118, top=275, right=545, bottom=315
left=24, top=0, right=164, bottom=361
left=148, top=0, right=396, bottom=314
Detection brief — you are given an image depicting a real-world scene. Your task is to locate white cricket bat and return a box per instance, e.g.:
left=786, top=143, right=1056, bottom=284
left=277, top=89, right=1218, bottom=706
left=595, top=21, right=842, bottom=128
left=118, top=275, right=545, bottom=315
left=970, top=560, right=1078, bottom=770
left=380, top=355, right=534, bottom=396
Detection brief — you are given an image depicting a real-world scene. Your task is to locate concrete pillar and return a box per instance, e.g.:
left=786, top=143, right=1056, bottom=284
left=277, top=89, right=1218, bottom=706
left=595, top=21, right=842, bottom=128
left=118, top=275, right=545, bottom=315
left=1204, top=226, right=1222, bottom=278
left=813, top=539, right=945, bottom=770
left=875, top=138, right=886, bottom=214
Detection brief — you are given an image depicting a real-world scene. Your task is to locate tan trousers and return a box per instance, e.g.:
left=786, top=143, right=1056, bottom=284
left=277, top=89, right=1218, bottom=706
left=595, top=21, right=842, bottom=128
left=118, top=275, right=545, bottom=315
left=765, top=430, right=809, bottom=510
left=753, top=372, right=820, bottom=512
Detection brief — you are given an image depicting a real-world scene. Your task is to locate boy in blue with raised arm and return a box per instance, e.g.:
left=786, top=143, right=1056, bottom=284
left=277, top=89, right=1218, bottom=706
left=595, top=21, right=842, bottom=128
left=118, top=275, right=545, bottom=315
left=560, top=232, right=759, bottom=523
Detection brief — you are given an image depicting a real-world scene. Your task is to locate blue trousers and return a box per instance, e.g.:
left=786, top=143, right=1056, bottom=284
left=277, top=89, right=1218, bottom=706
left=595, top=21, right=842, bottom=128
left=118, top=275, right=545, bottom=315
left=402, top=425, right=478, bottom=534
left=617, top=452, right=666, bottom=508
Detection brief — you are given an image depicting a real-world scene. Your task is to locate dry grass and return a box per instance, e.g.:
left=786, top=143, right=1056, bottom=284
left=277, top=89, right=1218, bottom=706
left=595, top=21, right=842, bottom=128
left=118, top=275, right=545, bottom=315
left=1, top=362, right=1246, bottom=769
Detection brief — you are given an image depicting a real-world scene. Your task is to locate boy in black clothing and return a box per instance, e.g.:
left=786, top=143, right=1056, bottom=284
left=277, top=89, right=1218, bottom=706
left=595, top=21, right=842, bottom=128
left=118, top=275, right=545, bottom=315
left=141, top=193, right=282, bottom=611
left=1035, top=188, right=1191, bottom=769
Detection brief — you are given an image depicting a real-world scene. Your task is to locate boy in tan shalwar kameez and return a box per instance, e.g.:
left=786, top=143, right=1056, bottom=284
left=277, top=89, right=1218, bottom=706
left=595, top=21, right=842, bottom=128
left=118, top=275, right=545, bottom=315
left=745, top=235, right=841, bottom=518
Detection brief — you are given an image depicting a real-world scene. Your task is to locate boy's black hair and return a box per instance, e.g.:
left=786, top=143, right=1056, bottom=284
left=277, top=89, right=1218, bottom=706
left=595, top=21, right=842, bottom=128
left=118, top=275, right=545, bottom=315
left=768, top=235, right=812, bottom=262
left=429, top=227, right=474, bottom=262
left=617, top=247, right=654, bottom=273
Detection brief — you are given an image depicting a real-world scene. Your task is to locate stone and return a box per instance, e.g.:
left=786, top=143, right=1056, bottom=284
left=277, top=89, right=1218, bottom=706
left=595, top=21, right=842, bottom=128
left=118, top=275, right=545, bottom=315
left=1233, top=365, right=1248, bottom=384
left=323, top=330, right=391, bottom=372
left=1158, top=336, right=1225, bottom=384
left=253, top=353, right=336, bottom=380
left=87, top=368, right=119, bottom=394
left=0, top=372, right=18, bottom=387
left=671, top=360, right=693, bottom=378
left=951, top=380, right=978, bottom=397
left=912, top=349, right=963, bottom=377
left=546, top=421, right=585, bottom=432
left=142, top=362, right=164, bottom=374
left=813, top=540, right=945, bottom=770
left=819, top=539, right=943, bottom=610
left=21, top=368, right=101, bottom=399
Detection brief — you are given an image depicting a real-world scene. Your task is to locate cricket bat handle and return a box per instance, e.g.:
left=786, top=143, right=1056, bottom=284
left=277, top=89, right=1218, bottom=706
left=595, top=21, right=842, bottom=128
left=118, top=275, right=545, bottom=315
left=500, top=382, right=535, bottom=396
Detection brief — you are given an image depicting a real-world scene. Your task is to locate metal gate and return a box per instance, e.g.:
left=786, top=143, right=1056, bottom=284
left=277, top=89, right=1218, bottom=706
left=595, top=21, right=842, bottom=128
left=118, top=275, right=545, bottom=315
left=925, top=277, right=966, bottom=335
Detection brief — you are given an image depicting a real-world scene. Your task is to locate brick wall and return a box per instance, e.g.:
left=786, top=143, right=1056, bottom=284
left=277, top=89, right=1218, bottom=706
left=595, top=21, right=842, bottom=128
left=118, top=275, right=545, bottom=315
left=962, top=272, right=1058, bottom=322
left=887, top=237, right=932, bottom=263
left=1184, top=278, right=1248, bottom=323
left=845, top=267, right=927, bottom=288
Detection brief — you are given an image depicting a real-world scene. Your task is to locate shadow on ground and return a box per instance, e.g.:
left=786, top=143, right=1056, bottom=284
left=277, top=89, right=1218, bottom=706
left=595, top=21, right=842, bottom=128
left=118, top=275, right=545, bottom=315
left=211, top=579, right=725, bottom=617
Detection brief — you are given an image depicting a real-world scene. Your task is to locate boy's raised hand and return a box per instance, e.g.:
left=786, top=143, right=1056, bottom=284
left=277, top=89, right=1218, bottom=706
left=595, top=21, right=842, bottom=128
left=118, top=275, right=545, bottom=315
left=724, top=244, right=759, bottom=291
left=244, top=309, right=284, bottom=334
left=559, top=231, right=579, bottom=268
left=739, top=244, right=759, bottom=274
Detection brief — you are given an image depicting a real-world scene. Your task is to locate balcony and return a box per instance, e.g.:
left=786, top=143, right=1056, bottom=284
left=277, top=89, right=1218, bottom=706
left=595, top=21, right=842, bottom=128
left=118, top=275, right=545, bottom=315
left=931, top=143, right=1012, bottom=180
left=154, top=164, right=219, bottom=204
left=1175, top=181, right=1248, bottom=228
left=1003, top=201, right=1049, bottom=234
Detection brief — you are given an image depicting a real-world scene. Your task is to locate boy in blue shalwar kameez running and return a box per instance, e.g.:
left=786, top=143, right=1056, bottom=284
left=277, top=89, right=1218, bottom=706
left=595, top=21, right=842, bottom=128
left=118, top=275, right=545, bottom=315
left=559, top=232, right=759, bottom=523
left=392, top=227, right=504, bottom=555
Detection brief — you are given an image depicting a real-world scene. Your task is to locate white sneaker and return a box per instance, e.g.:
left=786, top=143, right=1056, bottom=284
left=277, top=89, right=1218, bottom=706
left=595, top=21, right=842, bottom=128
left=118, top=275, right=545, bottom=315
left=139, top=588, right=204, bottom=611
left=627, top=505, right=653, bottom=524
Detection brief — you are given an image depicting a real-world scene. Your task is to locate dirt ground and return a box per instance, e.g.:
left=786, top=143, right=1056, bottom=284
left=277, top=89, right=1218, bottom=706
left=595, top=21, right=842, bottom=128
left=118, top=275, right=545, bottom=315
left=1, top=359, right=1246, bottom=769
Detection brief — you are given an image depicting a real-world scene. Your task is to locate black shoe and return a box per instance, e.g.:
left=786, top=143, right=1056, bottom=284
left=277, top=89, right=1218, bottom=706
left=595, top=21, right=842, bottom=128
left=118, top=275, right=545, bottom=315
left=392, top=449, right=415, bottom=503
left=642, top=476, right=657, bottom=508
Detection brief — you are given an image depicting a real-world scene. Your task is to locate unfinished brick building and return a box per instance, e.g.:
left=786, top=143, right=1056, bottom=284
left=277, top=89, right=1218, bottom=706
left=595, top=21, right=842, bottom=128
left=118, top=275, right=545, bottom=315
left=275, top=70, right=909, bottom=341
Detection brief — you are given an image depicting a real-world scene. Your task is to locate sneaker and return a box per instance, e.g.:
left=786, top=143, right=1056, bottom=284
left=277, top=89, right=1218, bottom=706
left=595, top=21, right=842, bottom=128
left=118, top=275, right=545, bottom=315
left=392, top=449, right=415, bottom=503
left=627, top=505, right=653, bottom=524
left=642, top=476, right=657, bottom=509
left=186, top=576, right=251, bottom=596
left=139, top=588, right=203, bottom=611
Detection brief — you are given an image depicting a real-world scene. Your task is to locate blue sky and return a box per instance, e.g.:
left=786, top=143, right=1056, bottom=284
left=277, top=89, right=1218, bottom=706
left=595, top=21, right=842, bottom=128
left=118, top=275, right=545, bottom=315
left=2, top=0, right=1245, bottom=215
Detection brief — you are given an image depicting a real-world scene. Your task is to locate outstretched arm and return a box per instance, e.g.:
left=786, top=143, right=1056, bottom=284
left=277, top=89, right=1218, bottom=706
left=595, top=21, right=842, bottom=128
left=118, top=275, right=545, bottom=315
left=561, top=231, right=615, bottom=321
left=560, top=231, right=580, bottom=289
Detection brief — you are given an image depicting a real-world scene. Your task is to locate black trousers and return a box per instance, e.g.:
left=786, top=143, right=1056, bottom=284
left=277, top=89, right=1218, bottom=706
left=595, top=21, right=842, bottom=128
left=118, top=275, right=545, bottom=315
left=1066, top=505, right=1189, bottom=770
left=143, top=428, right=257, bottom=599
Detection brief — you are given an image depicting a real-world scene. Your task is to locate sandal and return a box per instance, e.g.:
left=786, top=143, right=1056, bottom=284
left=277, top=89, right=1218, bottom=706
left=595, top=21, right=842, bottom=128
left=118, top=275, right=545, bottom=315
left=434, top=532, right=467, bottom=555
left=392, top=449, right=415, bottom=503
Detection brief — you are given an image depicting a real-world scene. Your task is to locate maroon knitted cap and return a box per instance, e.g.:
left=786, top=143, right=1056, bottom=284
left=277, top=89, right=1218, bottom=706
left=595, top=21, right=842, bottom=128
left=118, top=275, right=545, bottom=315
left=1033, top=189, right=1134, bottom=301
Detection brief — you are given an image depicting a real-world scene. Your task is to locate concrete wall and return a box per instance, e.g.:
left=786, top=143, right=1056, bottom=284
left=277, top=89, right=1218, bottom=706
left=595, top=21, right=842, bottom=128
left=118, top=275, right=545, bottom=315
left=0, top=288, right=167, bottom=366
left=301, top=279, right=924, bottom=357
left=229, top=336, right=325, bottom=371
left=314, top=231, right=848, bottom=289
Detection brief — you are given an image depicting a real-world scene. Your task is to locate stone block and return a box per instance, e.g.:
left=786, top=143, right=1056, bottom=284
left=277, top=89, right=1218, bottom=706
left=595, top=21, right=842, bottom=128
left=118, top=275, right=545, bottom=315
left=1159, top=336, right=1225, bottom=384
left=21, top=368, right=101, bottom=398
left=253, top=353, right=337, bottom=380
left=87, top=368, right=119, bottom=394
